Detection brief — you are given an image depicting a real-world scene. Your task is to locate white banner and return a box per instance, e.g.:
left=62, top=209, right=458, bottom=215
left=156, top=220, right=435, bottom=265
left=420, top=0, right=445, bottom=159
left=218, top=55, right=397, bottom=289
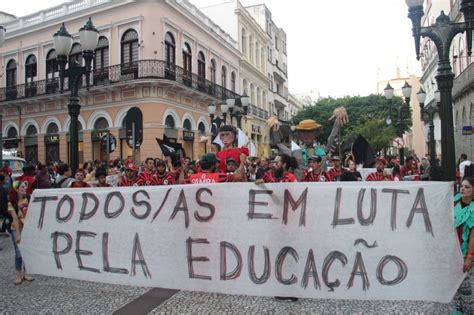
left=21, top=182, right=463, bottom=302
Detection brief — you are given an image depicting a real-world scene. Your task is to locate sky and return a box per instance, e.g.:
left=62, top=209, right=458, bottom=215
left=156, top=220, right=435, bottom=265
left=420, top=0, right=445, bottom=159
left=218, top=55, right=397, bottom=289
left=1, top=0, right=422, bottom=98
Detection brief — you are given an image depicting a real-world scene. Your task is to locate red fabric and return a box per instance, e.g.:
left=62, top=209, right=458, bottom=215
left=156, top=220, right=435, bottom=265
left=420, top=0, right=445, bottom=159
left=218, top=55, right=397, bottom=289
left=155, top=172, right=175, bottom=185
left=366, top=172, right=394, bottom=181
left=457, top=225, right=464, bottom=247
left=137, top=171, right=157, bottom=186
left=216, top=147, right=249, bottom=173
left=71, top=181, right=90, bottom=188
left=262, top=170, right=276, bottom=183
left=2, top=166, right=12, bottom=176
left=326, top=167, right=345, bottom=182
left=302, top=170, right=327, bottom=182
left=187, top=172, right=234, bottom=184
left=278, top=172, right=297, bottom=183
left=119, top=176, right=139, bottom=187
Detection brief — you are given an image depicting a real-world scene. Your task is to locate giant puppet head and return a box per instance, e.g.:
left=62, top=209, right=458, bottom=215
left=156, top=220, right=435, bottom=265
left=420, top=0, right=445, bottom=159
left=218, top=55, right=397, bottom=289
left=295, top=119, right=322, bottom=148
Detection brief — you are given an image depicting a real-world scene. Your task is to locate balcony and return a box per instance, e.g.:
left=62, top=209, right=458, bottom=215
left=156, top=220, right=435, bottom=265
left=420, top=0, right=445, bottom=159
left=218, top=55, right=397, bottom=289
left=248, top=104, right=270, bottom=120
left=0, top=60, right=239, bottom=102
left=273, top=92, right=288, bottom=110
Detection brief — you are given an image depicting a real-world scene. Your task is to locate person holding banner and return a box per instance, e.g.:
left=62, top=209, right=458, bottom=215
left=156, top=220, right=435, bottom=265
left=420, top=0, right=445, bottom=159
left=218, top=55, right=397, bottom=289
left=119, top=160, right=139, bottom=187
left=70, top=169, right=90, bottom=188
left=452, top=177, right=474, bottom=314
left=365, top=157, right=393, bottom=181
left=215, top=125, right=249, bottom=173
left=256, top=154, right=298, bottom=184
left=326, top=155, right=346, bottom=182
left=137, top=157, right=158, bottom=186
left=302, top=155, right=327, bottom=182
left=154, top=159, right=175, bottom=185
left=7, top=180, right=34, bottom=285
left=180, top=152, right=246, bottom=184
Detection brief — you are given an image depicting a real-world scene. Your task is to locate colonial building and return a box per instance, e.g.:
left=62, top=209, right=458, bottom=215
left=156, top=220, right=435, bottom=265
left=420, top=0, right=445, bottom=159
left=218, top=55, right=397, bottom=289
left=198, top=0, right=273, bottom=156
left=0, top=0, right=242, bottom=165
left=418, top=0, right=474, bottom=161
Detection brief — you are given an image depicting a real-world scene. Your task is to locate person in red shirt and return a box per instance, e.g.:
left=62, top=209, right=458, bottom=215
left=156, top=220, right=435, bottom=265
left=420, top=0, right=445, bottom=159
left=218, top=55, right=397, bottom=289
left=366, top=158, right=393, bottom=181
left=155, top=159, right=175, bottom=185
left=256, top=154, right=298, bottom=184
left=119, top=160, right=139, bottom=187
left=180, top=153, right=246, bottom=184
left=2, top=161, right=13, bottom=177
left=215, top=125, right=249, bottom=173
left=302, top=155, right=328, bottom=182
left=15, top=165, right=36, bottom=196
left=137, top=157, right=157, bottom=186
left=326, top=156, right=346, bottom=182
left=400, top=156, right=420, bottom=180
left=71, top=169, right=90, bottom=188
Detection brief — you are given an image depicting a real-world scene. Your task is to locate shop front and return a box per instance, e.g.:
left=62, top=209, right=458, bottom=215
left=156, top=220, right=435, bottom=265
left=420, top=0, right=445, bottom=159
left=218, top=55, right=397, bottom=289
left=24, top=125, right=38, bottom=164
left=44, top=123, right=60, bottom=164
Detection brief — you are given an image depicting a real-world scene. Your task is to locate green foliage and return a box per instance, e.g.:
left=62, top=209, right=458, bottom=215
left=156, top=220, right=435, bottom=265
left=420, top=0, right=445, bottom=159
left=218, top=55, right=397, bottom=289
left=291, top=94, right=412, bottom=152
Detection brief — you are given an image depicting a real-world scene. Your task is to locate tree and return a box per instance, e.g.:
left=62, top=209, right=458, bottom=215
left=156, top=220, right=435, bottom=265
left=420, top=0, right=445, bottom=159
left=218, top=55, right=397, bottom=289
left=292, top=94, right=412, bottom=152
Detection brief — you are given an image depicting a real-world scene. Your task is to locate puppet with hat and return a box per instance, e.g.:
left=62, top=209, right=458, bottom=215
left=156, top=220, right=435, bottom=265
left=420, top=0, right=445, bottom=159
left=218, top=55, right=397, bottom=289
left=267, top=107, right=348, bottom=180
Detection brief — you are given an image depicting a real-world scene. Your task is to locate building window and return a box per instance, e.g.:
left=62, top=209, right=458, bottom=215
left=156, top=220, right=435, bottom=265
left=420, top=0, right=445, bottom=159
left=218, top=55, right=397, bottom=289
left=183, top=42, right=192, bottom=75
left=231, top=71, right=236, bottom=92
left=165, top=32, right=176, bottom=68
left=94, top=37, right=109, bottom=85
left=198, top=52, right=206, bottom=79
left=46, top=50, right=58, bottom=80
left=25, top=54, right=37, bottom=83
left=241, top=28, right=247, bottom=54
left=198, top=122, right=206, bottom=135
left=45, top=122, right=60, bottom=164
left=165, top=115, right=176, bottom=129
left=69, top=43, right=82, bottom=64
left=121, top=29, right=139, bottom=69
left=25, top=125, right=38, bottom=164
left=6, top=59, right=17, bottom=88
left=210, top=59, right=216, bottom=84
left=94, top=117, right=109, bottom=130
left=249, top=36, right=254, bottom=62
left=221, top=66, right=227, bottom=89
left=183, top=119, right=192, bottom=131
left=275, top=36, right=279, bottom=51
left=94, top=36, right=109, bottom=71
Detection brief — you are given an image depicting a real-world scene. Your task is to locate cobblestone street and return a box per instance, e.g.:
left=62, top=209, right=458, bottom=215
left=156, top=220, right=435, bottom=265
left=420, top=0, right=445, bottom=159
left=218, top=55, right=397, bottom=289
left=0, top=234, right=468, bottom=314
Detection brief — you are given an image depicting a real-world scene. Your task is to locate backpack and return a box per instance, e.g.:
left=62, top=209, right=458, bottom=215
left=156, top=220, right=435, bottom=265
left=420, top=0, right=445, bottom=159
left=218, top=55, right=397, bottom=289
left=53, top=177, right=69, bottom=189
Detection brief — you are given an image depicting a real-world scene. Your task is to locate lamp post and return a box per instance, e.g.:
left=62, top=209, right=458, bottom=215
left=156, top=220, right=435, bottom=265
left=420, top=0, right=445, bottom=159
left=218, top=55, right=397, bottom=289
left=53, top=18, right=98, bottom=172
left=208, top=92, right=249, bottom=139
left=384, top=81, right=412, bottom=165
left=406, top=0, right=474, bottom=181
left=419, top=89, right=439, bottom=168
left=0, top=25, right=6, bottom=168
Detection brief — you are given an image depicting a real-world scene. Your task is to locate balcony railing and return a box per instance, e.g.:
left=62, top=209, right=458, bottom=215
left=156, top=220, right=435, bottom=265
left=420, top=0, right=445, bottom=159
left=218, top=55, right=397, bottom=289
left=248, top=104, right=270, bottom=120
left=0, top=60, right=239, bottom=102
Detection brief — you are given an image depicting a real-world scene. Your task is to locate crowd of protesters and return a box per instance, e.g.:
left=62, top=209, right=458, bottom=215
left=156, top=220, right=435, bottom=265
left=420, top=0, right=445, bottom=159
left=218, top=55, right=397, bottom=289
left=0, top=122, right=472, bottom=308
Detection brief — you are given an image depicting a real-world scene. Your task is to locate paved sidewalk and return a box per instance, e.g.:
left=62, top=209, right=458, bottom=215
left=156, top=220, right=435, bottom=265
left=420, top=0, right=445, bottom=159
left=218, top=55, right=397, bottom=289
left=0, top=234, right=469, bottom=314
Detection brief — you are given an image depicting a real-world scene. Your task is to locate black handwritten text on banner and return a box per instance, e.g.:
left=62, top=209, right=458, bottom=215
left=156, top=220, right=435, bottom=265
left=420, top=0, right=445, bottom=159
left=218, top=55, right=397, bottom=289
left=21, top=182, right=463, bottom=302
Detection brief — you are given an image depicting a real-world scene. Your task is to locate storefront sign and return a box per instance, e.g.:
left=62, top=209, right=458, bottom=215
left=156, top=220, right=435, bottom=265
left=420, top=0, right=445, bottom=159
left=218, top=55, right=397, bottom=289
left=462, top=126, right=472, bottom=135
left=22, top=182, right=463, bottom=303
left=44, top=135, right=59, bottom=144
left=183, top=131, right=195, bottom=141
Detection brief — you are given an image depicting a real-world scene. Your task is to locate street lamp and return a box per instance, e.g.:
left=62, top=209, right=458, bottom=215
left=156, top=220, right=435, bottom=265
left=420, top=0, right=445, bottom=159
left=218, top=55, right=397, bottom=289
left=53, top=18, right=98, bottom=172
left=384, top=81, right=411, bottom=165
left=406, top=0, right=474, bottom=181
left=208, top=92, right=249, bottom=139
left=0, top=25, right=5, bottom=168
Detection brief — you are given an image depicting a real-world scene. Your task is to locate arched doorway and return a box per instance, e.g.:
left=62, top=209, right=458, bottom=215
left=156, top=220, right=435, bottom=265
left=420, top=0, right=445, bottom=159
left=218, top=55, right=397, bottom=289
left=44, top=122, right=60, bottom=164
left=198, top=122, right=207, bottom=157
left=24, top=125, right=38, bottom=164
left=67, top=121, right=84, bottom=166
left=91, top=117, right=110, bottom=161
left=182, top=119, right=194, bottom=159
left=4, top=126, right=19, bottom=155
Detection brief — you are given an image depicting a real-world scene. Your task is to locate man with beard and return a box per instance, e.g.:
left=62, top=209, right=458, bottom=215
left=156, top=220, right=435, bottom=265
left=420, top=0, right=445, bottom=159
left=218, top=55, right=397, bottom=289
left=155, top=159, right=175, bottom=185
left=216, top=125, right=249, bottom=173
left=255, top=154, right=298, bottom=184
left=137, top=157, right=158, bottom=186
left=255, top=156, right=270, bottom=180
left=119, top=160, right=139, bottom=187
left=180, top=153, right=246, bottom=184
left=366, top=157, right=393, bottom=181
left=326, top=155, right=346, bottom=182
left=302, top=155, right=327, bottom=182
